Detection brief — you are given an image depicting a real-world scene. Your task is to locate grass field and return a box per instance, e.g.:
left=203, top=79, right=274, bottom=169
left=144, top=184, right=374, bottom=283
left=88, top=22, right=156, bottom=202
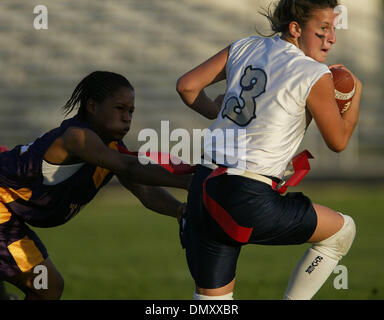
left=5, top=181, right=384, bottom=300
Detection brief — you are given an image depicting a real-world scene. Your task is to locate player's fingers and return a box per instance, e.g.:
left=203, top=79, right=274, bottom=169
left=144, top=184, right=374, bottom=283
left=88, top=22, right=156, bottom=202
left=331, top=65, right=354, bottom=76
left=329, top=65, right=360, bottom=86
left=339, top=67, right=360, bottom=86
left=177, top=202, right=187, bottom=223
left=328, top=64, right=344, bottom=69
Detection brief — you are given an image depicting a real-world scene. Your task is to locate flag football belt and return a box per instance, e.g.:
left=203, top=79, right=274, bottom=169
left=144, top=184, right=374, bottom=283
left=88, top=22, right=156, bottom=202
left=116, top=144, right=313, bottom=244
left=201, top=150, right=314, bottom=243
left=202, top=162, right=275, bottom=187
left=116, top=145, right=196, bottom=175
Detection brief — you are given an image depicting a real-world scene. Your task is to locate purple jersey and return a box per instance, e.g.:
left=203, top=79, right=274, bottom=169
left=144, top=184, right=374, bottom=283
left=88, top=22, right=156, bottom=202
left=0, top=116, right=123, bottom=228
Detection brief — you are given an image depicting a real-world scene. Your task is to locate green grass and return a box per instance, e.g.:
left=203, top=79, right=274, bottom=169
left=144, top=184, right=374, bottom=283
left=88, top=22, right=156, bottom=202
left=5, top=182, right=384, bottom=300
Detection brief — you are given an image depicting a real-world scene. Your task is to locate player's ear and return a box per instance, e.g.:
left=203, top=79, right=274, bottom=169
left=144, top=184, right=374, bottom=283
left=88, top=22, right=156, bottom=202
left=288, top=21, right=302, bottom=39
left=86, top=99, right=97, bottom=115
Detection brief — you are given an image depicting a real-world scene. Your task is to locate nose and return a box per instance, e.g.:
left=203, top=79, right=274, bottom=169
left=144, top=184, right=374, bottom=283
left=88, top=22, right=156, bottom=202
left=328, top=28, right=336, bottom=45
left=122, top=111, right=132, bottom=123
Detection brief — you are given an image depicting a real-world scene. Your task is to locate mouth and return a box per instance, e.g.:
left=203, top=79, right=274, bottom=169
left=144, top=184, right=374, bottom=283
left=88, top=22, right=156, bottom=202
left=321, top=48, right=329, bottom=54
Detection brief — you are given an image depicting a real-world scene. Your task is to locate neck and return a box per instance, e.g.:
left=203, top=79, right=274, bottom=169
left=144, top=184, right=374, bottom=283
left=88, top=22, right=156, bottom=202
left=83, top=114, right=112, bottom=145
left=280, top=34, right=299, bottom=48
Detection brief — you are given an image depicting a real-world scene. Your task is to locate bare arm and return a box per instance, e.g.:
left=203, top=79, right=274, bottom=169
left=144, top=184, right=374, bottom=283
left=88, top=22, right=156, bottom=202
left=306, top=66, right=362, bottom=152
left=62, top=127, right=191, bottom=189
left=176, top=46, right=230, bottom=119
left=118, top=176, right=185, bottom=221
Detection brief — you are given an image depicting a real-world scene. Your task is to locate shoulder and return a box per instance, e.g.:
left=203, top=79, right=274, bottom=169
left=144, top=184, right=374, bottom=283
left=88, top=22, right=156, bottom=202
left=230, top=35, right=297, bottom=54
left=291, top=58, right=331, bottom=101
left=271, top=38, right=330, bottom=75
left=230, top=36, right=263, bottom=53
left=62, top=128, right=124, bottom=152
left=297, top=56, right=330, bottom=73
left=61, top=126, right=98, bottom=150
left=228, top=36, right=265, bottom=68
left=60, top=116, right=95, bottom=143
left=59, top=116, right=93, bottom=131
left=286, top=52, right=331, bottom=86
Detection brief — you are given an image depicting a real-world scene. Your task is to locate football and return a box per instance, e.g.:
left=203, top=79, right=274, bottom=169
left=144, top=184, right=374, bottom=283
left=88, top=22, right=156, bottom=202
left=330, top=67, right=355, bottom=114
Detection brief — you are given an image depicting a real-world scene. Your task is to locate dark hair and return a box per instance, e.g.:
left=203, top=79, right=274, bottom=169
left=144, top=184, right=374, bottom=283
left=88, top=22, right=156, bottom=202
left=259, top=0, right=339, bottom=36
left=63, top=71, right=134, bottom=118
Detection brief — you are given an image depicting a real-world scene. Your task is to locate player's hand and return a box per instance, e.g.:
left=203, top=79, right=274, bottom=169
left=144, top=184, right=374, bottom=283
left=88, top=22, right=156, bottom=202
left=328, top=64, right=362, bottom=90
left=177, top=202, right=187, bottom=224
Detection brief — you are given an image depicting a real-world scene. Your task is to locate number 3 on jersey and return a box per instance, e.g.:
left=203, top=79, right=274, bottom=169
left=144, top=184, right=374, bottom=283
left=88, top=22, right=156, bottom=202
left=222, top=66, right=267, bottom=126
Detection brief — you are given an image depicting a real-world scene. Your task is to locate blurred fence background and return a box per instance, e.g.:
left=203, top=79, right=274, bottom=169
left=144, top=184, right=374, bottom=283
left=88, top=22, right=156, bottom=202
left=0, top=0, right=383, bottom=180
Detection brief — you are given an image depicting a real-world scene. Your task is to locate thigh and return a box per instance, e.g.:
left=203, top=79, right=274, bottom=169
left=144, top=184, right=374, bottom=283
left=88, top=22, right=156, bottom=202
left=183, top=165, right=241, bottom=289
left=307, top=203, right=344, bottom=243
left=6, top=257, right=62, bottom=295
left=209, top=174, right=318, bottom=246
left=185, top=228, right=241, bottom=289
left=0, top=207, right=48, bottom=281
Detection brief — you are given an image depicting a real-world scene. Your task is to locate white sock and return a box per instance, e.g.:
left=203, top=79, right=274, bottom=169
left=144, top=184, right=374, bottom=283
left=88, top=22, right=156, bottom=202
left=193, top=291, right=234, bottom=300
left=283, top=247, right=339, bottom=300
left=283, top=214, right=355, bottom=300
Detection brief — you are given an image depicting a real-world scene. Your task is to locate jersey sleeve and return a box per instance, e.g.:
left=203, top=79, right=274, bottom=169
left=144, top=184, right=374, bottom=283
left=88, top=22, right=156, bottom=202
left=302, top=62, right=331, bottom=101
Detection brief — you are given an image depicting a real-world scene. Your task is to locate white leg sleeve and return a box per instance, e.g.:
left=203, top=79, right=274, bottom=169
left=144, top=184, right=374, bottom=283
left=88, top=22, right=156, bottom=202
left=283, top=214, right=356, bottom=300
left=193, top=291, right=234, bottom=300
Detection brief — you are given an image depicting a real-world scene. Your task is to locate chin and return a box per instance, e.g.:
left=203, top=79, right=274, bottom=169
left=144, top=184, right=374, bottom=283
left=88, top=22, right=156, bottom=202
left=118, top=131, right=129, bottom=140
left=318, top=53, right=329, bottom=63
left=307, top=50, right=327, bottom=63
left=312, top=55, right=326, bottom=63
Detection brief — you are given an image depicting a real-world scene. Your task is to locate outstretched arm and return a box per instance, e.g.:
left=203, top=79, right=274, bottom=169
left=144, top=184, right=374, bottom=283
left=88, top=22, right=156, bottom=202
left=62, top=127, right=192, bottom=190
left=118, top=175, right=186, bottom=221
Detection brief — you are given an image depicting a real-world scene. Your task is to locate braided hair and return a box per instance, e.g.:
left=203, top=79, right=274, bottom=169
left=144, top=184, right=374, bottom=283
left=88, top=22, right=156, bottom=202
left=63, top=71, right=134, bottom=119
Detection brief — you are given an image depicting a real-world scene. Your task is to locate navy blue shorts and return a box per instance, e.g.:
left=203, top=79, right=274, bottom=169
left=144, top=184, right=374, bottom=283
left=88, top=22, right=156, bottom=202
left=180, top=165, right=317, bottom=289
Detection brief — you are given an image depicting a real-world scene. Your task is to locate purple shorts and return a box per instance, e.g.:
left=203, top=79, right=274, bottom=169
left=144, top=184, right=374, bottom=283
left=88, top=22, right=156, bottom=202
left=0, top=202, right=48, bottom=281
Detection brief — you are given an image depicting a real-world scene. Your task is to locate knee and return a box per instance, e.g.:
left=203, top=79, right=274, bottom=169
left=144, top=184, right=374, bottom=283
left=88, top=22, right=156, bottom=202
left=312, top=214, right=356, bottom=260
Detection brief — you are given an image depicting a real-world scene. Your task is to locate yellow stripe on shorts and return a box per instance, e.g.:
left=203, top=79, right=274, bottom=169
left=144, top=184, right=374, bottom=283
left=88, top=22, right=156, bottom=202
left=0, top=202, right=12, bottom=224
left=0, top=187, right=32, bottom=203
left=8, top=236, right=44, bottom=272
left=0, top=187, right=32, bottom=224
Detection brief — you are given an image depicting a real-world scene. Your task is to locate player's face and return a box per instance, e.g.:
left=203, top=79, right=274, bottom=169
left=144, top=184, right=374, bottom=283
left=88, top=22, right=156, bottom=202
left=298, top=8, right=338, bottom=63
left=90, top=87, right=135, bottom=143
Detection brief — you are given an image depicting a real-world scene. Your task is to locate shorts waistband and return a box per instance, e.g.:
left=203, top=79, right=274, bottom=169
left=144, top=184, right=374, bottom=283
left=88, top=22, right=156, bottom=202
left=201, top=163, right=274, bottom=186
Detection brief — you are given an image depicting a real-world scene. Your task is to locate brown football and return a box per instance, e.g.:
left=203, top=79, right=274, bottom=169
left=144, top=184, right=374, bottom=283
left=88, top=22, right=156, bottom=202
left=330, top=67, right=355, bottom=114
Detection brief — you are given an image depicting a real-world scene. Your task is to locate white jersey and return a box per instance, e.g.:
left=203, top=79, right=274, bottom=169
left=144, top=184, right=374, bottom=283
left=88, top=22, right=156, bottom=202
left=203, top=35, right=330, bottom=178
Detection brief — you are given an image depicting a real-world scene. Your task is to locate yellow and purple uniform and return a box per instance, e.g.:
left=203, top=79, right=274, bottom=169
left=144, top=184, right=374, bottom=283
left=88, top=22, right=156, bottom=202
left=0, top=116, right=124, bottom=279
